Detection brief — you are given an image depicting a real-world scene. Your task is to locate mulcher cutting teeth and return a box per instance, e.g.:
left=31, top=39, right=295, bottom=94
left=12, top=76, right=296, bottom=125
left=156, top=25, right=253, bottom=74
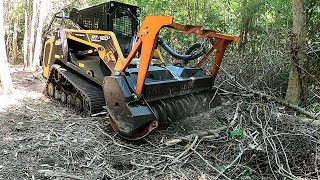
left=150, top=90, right=221, bottom=125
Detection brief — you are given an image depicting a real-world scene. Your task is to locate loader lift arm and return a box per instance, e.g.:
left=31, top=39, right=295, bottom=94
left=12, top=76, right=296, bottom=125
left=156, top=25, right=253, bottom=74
left=117, top=16, right=239, bottom=98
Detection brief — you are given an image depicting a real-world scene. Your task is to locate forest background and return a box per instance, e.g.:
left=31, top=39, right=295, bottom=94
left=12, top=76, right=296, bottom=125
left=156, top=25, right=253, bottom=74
left=0, top=0, right=320, bottom=179
left=1, top=0, right=320, bottom=106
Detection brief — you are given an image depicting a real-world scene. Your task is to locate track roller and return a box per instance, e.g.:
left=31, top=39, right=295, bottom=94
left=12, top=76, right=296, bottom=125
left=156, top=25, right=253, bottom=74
left=54, top=89, right=60, bottom=100
left=75, top=97, right=83, bottom=111
left=47, top=82, right=55, bottom=97
left=83, top=97, right=91, bottom=114
left=67, top=94, right=74, bottom=105
left=60, top=91, right=67, bottom=104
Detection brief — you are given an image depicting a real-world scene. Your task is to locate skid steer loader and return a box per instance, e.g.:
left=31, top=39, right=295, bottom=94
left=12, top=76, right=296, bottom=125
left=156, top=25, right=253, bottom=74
left=42, top=1, right=238, bottom=140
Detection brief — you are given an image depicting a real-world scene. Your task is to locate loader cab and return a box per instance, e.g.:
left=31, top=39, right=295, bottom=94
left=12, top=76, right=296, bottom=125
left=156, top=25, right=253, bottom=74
left=69, top=1, right=140, bottom=57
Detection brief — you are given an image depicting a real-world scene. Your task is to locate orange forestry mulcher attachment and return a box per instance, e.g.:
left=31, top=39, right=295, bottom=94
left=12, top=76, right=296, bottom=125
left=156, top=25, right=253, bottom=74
left=103, top=16, right=238, bottom=140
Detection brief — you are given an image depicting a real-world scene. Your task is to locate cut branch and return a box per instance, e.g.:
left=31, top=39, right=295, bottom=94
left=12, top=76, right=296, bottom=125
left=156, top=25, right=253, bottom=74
left=251, top=90, right=319, bottom=120
left=165, top=125, right=227, bottom=146
left=272, top=112, right=320, bottom=127
left=220, top=88, right=319, bottom=120
left=38, top=170, right=86, bottom=180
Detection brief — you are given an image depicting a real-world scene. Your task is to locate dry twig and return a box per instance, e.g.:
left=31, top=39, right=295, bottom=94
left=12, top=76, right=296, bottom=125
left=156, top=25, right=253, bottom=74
left=165, top=126, right=227, bottom=146
left=191, top=148, right=231, bottom=180
left=38, top=170, right=86, bottom=180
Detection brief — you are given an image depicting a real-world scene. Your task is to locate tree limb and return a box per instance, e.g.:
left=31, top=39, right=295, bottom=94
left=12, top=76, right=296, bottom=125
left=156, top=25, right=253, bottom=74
left=272, top=112, right=320, bottom=127
left=38, top=170, right=86, bottom=180
left=165, top=126, right=227, bottom=146
left=220, top=88, right=319, bottom=120
left=251, top=90, right=319, bottom=120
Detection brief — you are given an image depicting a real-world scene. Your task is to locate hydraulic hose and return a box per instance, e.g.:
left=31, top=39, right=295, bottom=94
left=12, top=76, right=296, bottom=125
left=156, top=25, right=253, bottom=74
left=157, top=37, right=207, bottom=61
left=185, top=42, right=203, bottom=55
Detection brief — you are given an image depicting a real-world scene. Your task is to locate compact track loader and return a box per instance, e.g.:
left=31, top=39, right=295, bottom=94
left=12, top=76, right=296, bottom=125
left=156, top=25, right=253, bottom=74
left=42, top=1, right=238, bottom=140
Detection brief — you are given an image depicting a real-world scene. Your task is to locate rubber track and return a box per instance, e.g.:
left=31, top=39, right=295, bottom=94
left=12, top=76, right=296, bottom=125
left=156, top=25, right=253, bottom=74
left=48, top=64, right=105, bottom=115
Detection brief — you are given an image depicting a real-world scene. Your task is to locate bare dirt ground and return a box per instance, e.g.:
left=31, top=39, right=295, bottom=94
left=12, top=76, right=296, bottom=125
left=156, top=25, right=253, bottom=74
left=0, top=67, right=319, bottom=179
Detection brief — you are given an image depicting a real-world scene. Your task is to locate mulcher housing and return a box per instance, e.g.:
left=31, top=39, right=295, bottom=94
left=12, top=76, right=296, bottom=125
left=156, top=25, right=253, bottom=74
left=42, top=1, right=238, bottom=140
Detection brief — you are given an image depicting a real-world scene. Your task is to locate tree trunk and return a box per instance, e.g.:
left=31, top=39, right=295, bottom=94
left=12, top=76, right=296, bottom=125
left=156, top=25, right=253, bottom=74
left=193, top=0, right=197, bottom=25
left=285, top=0, right=306, bottom=105
left=0, top=0, right=12, bottom=94
left=169, top=0, right=174, bottom=48
left=186, top=0, right=191, bottom=24
left=192, top=0, right=197, bottom=42
left=11, top=20, right=18, bottom=64
left=29, top=0, right=39, bottom=69
left=23, top=0, right=30, bottom=69
left=238, top=0, right=249, bottom=55
left=4, top=0, right=11, bottom=61
left=202, top=0, right=206, bottom=27
left=32, top=0, right=50, bottom=71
